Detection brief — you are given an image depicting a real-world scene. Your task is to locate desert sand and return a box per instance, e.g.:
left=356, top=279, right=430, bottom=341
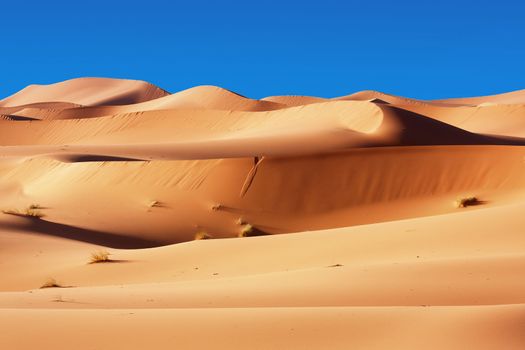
left=1, top=77, right=525, bottom=349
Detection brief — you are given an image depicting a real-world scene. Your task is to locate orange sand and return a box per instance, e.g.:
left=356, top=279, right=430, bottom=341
left=1, top=78, right=525, bottom=349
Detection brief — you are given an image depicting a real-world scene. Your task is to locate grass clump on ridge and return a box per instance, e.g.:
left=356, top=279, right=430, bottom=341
left=2, top=205, right=44, bottom=218
left=239, top=224, right=254, bottom=237
left=238, top=224, right=267, bottom=238
left=23, top=207, right=44, bottom=217
left=194, top=231, right=213, bottom=240
left=454, top=196, right=480, bottom=208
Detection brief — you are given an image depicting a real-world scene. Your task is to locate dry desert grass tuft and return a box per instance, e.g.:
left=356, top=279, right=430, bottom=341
left=238, top=224, right=268, bottom=237
left=455, top=196, right=480, bottom=208
left=194, top=231, right=213, bottom=240
left=211, top=203, right=223, bottom=211
left=40, top=278, right=63, bottom=289
left=2, top=205, right=44, bottom=218
left=239, top=224, right=254, bottom=237
left=89, top=250, right=112, bottom=264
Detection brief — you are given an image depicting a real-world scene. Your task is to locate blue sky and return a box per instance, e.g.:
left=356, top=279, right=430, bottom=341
left=1, top=0, right=524, bottom=100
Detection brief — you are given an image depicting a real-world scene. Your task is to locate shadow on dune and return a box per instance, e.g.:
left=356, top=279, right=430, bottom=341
left=2, top=115, right=40, bottom=121
left=215, top=205, right=245, bottom=214
left=51, top=154, right=146, bottom=163
left=0, top=216, right=162, bottom=249
left=460, top=199, right=488, bottom=208
left=381, top=105, right=525, bottom=146
left=88, top=259, right=132, bottom=264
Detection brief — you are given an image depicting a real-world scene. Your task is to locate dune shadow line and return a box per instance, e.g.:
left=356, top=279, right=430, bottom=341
left=0, top=217, right=162, bottom=249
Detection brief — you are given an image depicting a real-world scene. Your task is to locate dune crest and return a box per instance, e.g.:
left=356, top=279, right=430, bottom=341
left=0, top=77, right=169, bottom=107
left=433, top=88, right=525, bottom=106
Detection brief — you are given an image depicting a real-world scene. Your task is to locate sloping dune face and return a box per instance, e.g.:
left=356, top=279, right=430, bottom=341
left=433, top=88, right=525, bottom=106
left=0, top=77, right=169, bottom=107
left=2, top=79, right=525, bottom=349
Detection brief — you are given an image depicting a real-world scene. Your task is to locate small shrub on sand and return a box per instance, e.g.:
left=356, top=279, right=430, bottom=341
left=40, top=278, right=63, bottom=289
left=2, top=206, right=44, bottom=218
left=89, top=250, right=112, bottom=264
left=455, top=196, right=480, bottom=208
left=239, top=224, right=254, bottom=237
left=24, top=207, right=44, bottom=217
left=211, top=203, right=223, bottom=211
left=238, top=224, right=267, bottom=237
left=194, top=231, right=213, bottom=240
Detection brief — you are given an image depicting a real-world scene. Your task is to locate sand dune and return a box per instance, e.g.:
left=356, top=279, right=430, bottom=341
left=0, top=84, right=286, bottom=121
left=434, top=88, right=525, bottom=106
left=1, top=78, right=525, bottom=349
left=385, top=103, right=525, bottom=138
left=45, top=86, right=286, bottom=120
left=0, top=77, right=169, bottom=107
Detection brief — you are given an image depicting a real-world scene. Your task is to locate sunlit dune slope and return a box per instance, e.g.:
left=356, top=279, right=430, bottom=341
left=0, top=77, right=169, bottom=107
left=433, top=88, right=525, bottom=106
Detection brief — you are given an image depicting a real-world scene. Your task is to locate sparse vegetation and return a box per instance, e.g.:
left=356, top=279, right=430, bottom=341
left=455, top=196, right=480, bottom=208
left=238, top=223, right=268, bottom=237
left=24, top=207, right=44, bottom=217
left=211, top=203, right=223, bottom=211
left=40, top=278, right=63, bottom=289
left=89, top=250, right=112, bottom=264
left=194, top=231, right=213, bottom=240
left=239, top=224, right=254, bottom=237
left=2, top=206, right=44, bottom=218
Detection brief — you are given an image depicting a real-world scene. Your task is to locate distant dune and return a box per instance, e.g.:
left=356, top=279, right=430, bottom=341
left=0, top=77, right=169, bottom=107
left=1, top=78, right=525, bottom=349
left=433, top=88, right=525, bottom=106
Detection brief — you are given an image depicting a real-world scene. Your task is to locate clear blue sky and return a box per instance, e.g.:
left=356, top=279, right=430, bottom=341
left=1, top=0, right=524, bottom=100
